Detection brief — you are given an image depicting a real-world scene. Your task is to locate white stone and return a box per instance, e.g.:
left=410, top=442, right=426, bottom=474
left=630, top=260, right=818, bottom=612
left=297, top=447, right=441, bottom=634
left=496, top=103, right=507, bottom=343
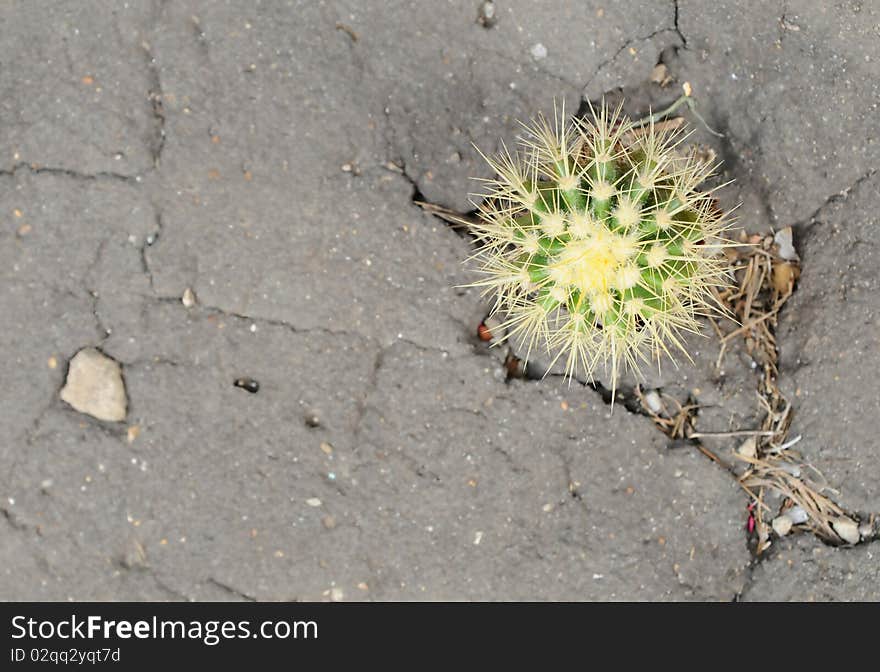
left=786, top=506, right=809, bottom=525
left=832, top=518, right=861, bottom=545
left=182, top=287, right=196, bottom=307
left=774, top=226, right=799, bottom=261
left=60, top=348, right=127, bottom=422
left=643, top=390, right=663, bottom=415
left=771, top=515, right=792, bottom=537
left=737, top=437, right=757, bottom=458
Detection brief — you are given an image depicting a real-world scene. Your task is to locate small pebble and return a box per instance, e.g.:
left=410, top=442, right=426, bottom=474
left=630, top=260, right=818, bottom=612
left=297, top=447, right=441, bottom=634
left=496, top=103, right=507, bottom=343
left=786, top=506, right=809, bottom=525
left=774, top=226, right=799, bottom=261
left=737, top=437, right=757, bottom=458
left=329, top=587, right=344, bottom=602
left=832, top=518, right=860, bottom=545
left=120, top=538, right=147, bottom=569
left=771, top=515, right=793, bottom=537
left=305, top=412, right=321, bottom=428
left=650, top=63, right=671, bottom=86
left=504, top=353, right=526, bottom=379
left=477, top=321, right=493, bottom=341
left=60, top=348, right=127, bottom=422
left=306, top=497, right=322, bottom=507
left=181, top=287, right=196, bottom=307
left=233, top=377, right=259, bottom=393
left=642, top=390, right=663, bottom=415
left=477, top=0, right=496, bottom=27
left=322, top=515, right=337, bottom=529
left=483, top=314, right=506, bottom=340
left=780, top=16, right=801, bottom=32
left=530, top=43, right=547, bottom=60
left=320, top=441, right=333, bottom=455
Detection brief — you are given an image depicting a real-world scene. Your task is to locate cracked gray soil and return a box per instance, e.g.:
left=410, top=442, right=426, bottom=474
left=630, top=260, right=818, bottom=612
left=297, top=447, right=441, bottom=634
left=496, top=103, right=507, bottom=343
left=2, top=1, right=879, bottom=601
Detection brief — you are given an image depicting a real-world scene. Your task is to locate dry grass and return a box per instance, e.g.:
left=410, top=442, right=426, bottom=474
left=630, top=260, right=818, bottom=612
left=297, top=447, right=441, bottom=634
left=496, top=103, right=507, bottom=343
left=639, top=226, right=866, bottom=550
left=717, top=231, right=867, bottom=549
left=638, top=221, right=867, bottom=550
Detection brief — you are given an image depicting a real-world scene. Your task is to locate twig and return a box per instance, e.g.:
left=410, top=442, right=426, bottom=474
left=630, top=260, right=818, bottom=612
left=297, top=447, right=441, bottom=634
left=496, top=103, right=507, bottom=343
left=688, top=430, right=777, bottom=439
left=632, top=91, right=725, bottom=137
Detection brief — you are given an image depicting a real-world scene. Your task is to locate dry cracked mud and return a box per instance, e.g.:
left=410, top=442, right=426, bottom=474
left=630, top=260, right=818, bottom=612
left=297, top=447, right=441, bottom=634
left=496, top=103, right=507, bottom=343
left=1, top=1, right=878, bottom=601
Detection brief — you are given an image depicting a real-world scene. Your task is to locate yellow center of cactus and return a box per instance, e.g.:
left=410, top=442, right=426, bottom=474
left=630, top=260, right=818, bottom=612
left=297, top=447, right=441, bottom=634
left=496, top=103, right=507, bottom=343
left=549, top=230, right=634, bottom=296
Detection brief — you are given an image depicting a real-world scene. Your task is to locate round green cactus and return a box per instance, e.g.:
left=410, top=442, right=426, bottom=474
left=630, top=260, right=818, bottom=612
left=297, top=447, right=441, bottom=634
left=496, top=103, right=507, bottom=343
left=468, top=102, right=733, bottom=386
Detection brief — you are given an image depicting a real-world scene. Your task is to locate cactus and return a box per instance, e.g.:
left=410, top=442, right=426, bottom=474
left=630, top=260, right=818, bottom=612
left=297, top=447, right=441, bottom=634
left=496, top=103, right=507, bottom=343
left=467, top=101, right=733, bottom=387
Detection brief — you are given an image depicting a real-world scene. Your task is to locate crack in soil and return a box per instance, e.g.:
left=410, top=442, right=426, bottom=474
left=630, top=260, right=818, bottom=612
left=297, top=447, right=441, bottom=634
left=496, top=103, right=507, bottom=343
left=351, top=346, right=384, bottom=442
left=0, top=162, right=138, bottom=184
left=672, top=0, right=688, bottom=48
left=1, top=506, right=31, bottom=533
left=141, top=36, right=167, bottom=168
left=84, top=240, right=112, bottom=344
left=801, top=168, right=878, bottom=230
left=206, top=577, right=258, bottom=602
left=580, top=27, right=682, bottom=98
left=140, top=206, right=165, bottom=292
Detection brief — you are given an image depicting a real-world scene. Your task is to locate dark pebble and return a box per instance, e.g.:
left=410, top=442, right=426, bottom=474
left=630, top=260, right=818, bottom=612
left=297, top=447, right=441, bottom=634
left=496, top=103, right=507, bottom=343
left=234, top=377, right=260, bottom=393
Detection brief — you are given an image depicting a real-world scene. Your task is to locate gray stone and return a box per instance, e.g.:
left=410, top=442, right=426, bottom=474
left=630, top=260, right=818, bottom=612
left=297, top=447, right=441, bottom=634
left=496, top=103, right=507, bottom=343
left=59, top=348, right=127, bottom=422
left=771, top=515, right=792, bottom=538
left=831, top=518, right=861, bottom=546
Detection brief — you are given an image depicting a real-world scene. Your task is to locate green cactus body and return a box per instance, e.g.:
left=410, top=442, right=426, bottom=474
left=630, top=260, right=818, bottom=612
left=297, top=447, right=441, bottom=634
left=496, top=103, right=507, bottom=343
left=468, top=102, right=732, bottom=385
